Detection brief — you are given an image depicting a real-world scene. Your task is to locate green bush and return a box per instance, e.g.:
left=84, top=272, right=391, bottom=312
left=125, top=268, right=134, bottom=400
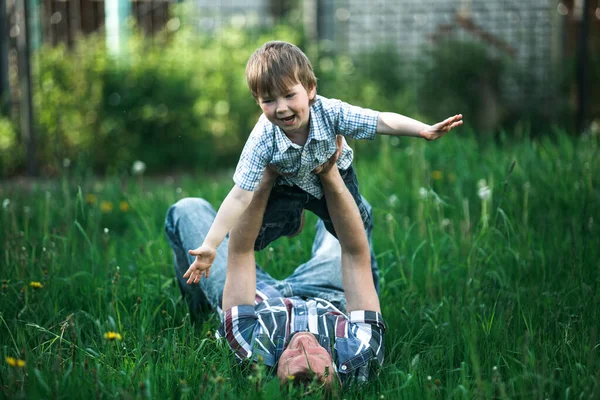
left=418, top=40, right=508, bottom=134
left=1, top=18, right=577, bottom=177
left=18, top=22, right=301, bottom=177
left=0, top=115, right=20, bottom=176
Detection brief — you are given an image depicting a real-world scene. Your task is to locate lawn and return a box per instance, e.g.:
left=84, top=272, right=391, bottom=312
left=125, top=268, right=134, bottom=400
left=1, top=131, right=598, bottom=399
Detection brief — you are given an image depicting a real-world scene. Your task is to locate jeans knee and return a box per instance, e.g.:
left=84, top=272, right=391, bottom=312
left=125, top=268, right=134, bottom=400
left=165, top=198, right=215, bottom=236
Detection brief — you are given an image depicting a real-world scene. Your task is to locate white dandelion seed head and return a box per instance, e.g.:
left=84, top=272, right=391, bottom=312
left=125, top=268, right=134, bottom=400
left=23, top=206, right=31, bottom=214
left=268, top=247, right=274, bottom=253
left=386, top=213, right=394, bottom=222
left=63, top=158, right=71, bottom=168
left=441, top=218, right=451, bottom=227
left=477, top=179, right=487, bottom=189
left=478, top=186, right=492, bottom=200
left=132, top=160, right=147, bottom=176
left=390, top=137, right=400, bottom=147
left=176, top=187, right=183, bottom=194
left=2, top=198, right=10, bottom=209
left=388, top=194, right=399, bottom=207
left=427, top=375, right=432, bottom=381
left=493, top=366, right=498, bottom=371
left=418, top=187, right=429, bottom=200
left=104, top=228, right=109, bottom=234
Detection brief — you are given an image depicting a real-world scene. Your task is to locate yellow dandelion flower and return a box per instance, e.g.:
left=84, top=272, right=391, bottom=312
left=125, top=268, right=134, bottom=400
left=431, top=170, right=443, bottom=181
left=103, top=331, right=122, bottom=341
left=100, top=201, right=114, bottom=213
left=5, top=356, right=26, bottom=368
left=29, top=281, right=44, bottom=289
left=85, top=193, right=97, bottom=205
left=119, top=201, right=130, bottom=212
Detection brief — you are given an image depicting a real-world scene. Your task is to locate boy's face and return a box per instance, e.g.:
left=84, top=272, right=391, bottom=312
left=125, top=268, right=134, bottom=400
left=257, top=83, right=316, bottom=137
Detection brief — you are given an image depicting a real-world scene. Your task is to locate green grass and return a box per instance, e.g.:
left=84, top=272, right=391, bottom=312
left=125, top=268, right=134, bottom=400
left=1, top=131, right=599, bottom=399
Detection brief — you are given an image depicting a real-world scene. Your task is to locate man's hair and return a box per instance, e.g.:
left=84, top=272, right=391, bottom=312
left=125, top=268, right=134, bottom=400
left=246, top=41, right=317, bottom=100
left=289, top=369, right=326, bottom=387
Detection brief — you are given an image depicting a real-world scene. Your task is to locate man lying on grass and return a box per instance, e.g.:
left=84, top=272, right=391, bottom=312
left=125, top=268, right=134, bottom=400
left=165, top=142, right=384, bottom=388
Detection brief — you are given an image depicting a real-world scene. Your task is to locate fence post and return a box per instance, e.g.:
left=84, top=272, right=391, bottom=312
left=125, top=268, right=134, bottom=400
left=105, top=0, right=130, bottom=58
left=17, top=0, right=36, bottom=175
left=0, top=0, right=10, bottom=116
left=576, top=0, right=590, bottom=134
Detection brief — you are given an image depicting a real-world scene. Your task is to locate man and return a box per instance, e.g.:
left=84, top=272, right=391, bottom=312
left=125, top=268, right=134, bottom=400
left=164, top=142, right=385, bottom=387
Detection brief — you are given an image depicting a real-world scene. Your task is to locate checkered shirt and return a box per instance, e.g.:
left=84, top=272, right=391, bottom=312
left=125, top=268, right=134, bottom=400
left=233, top=95, right=380, bottom=199
left=217, top=281, right=386, bottom=386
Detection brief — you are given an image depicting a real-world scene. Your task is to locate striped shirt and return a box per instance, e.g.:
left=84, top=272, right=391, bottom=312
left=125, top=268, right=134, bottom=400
left=233, top=95, right=380, bottom=199
left=217, top=282, right=386, bottom=386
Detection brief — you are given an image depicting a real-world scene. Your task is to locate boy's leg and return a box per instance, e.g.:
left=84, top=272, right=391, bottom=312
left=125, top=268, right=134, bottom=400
left=253, top=185, right=307, bottom=251
left=305, top=166, right=380, bottom=293
left=165, top=198, right=278, bottom=320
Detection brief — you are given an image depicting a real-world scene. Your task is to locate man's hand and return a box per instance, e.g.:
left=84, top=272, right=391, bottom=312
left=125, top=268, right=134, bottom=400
left=312, top=135, right=343, bottom=175
left=258, top=165, right=279, bottom=190
left=420, top=114, right=463, bottom=141
left=184, top=244, right=217, bottom=283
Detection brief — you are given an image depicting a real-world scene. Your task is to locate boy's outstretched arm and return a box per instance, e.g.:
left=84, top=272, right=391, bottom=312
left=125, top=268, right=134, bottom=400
left=377, top=113, right=463, bottom=140
left=183, top=184, right=254, bottom=284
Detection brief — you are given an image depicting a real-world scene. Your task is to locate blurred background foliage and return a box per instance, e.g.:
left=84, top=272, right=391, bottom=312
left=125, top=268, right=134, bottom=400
left=0, top=4, right=589, bottom=178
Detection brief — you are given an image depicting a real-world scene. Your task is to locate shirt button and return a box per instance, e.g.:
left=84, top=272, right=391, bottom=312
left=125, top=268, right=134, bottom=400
left=341, top=365, right=347, bottom=371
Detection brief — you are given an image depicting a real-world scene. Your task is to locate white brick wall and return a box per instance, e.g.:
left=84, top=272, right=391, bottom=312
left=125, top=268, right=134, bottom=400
left=192, top=0, right=560, bottom=102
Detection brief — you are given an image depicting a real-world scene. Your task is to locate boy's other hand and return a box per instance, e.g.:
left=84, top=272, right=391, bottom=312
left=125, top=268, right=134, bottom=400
left=184, top=244, right=217, bottom=283
left=312, top=135, right=343, bottom=175
left=420, top=114, right=463, bottom=141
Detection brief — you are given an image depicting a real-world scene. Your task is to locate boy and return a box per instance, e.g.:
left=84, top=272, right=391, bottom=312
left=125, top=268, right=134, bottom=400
left=183, top=41, right=462, bottom=284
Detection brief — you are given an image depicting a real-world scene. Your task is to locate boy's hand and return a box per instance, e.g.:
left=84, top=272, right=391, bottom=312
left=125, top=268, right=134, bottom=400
left=312, top=135, right=343, bottom=175
left=184, top=244, right=217, bottom=283
left=420, top=114, right=463, bottom=141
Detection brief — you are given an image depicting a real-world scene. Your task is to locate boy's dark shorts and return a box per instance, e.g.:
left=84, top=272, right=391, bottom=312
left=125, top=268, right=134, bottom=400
left=254, top=166, right=372, bottom=251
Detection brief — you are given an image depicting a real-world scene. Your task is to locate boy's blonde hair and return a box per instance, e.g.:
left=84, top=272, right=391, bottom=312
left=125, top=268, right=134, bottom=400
left=246, top=41, right=317, bottom=100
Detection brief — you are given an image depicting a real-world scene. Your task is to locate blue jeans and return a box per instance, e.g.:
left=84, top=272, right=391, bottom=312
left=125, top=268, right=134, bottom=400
left=164, top=197, right=380, bottom=320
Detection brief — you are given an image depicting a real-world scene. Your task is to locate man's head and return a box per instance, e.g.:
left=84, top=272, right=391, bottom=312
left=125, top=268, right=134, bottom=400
left=277, top=332, right=336, bottom=387
left=246, top=41, right=317, bottom=102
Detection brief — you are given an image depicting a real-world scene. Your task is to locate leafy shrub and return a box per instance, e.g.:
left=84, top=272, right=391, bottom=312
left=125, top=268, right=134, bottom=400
left=13, top=21, right=301, bottom=177
left=0, top=115, right=20, bottom=176
left=418, top=40, right=507, bottom=134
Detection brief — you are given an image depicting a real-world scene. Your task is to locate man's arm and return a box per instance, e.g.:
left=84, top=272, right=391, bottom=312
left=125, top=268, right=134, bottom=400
left=377, top=112, right=463, bottom=140
left=222, top=169, right=277, bottom=310
left=318, top=137, right=380, bottom=313
left=183, top=184, right=254, bottom=284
